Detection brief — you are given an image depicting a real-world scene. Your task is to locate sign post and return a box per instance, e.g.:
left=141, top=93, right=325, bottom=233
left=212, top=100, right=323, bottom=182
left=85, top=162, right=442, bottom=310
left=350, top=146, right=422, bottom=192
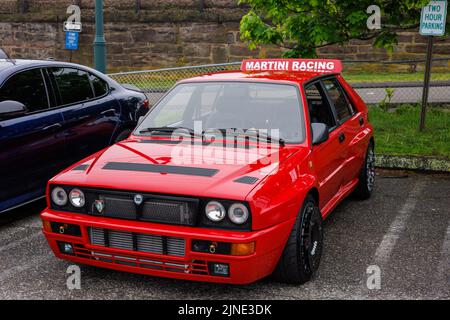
left=419, top=0, right=447, bottom=131
left=64, top=5, right=82, bottom=63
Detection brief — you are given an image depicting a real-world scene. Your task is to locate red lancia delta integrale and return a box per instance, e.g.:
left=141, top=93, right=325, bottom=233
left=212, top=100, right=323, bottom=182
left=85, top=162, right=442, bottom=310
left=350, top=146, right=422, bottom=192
left=41, top=59, right=375, bottom=285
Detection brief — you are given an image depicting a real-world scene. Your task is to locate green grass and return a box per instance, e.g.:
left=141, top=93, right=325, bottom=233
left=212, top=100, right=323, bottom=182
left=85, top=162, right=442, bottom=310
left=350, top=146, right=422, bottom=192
left=343, top=72, right=450, bottom=83
left=370, top=105, right=450, bottom=158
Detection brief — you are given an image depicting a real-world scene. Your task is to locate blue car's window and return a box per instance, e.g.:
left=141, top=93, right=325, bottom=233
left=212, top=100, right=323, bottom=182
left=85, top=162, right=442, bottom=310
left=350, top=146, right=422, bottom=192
left=50, top=68, right=94, bottom=106
left=0, top=68, right=48, bottom=114
left=88, top=73, right=108, bottom=97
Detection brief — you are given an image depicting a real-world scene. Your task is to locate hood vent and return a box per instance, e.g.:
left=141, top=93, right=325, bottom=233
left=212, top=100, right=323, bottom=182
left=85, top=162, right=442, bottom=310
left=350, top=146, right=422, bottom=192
left=72, top=164, right=89, bottom=171
left=103, top=162, right=219, bottom=177
left=234, top=176, right=259, bottom=185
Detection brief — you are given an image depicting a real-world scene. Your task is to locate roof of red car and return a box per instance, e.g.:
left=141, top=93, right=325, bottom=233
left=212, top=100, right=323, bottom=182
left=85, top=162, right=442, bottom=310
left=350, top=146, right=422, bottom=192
left=180, top=59, right=343, bottom=85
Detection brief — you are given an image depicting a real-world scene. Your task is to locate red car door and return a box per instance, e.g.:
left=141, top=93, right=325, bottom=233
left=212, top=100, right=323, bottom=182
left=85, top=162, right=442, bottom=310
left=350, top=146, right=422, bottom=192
left=305, top=81, right=346, bottom=210
left=322, top=78, right=362, bottom=187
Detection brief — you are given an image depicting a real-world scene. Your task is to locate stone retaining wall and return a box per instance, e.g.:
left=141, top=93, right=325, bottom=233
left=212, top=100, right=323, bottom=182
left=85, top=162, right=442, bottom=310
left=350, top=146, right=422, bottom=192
left=1, top=0, right=449, bottom=72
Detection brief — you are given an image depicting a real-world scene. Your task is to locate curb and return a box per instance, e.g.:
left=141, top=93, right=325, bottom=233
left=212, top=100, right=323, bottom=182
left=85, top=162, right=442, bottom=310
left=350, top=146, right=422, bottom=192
left=376, top=155, right=450, bottom=172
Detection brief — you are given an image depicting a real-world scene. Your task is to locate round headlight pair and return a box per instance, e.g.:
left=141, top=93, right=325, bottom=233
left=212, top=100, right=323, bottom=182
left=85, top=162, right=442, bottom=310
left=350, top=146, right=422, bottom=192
left=205, top=201, right=249, bottom=225
left=51, top=187, right=85, bottom=208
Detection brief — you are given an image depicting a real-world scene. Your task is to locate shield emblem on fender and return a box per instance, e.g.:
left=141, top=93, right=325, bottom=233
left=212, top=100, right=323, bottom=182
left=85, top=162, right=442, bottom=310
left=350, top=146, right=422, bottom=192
left=94, top=199, right=105, bottom=213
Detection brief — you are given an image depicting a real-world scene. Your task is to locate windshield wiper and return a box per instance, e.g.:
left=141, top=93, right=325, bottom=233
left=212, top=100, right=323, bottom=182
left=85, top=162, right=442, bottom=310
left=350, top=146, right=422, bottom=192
left=212, top=128, right=285, bottom=147
left=139, top=126, right=197, bottom=136
left=245, top=130, right=286, bottom=147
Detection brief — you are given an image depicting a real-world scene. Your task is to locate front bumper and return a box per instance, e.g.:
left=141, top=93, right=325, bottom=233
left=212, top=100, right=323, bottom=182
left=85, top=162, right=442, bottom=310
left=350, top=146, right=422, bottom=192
left=40, top=209, right=294, bottom=284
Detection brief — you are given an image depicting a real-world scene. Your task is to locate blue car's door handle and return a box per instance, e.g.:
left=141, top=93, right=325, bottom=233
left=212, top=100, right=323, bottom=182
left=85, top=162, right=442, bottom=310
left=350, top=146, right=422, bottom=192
left=42, top=123, right=62, bottom=131
left=101, top=109, right=116, bottom=116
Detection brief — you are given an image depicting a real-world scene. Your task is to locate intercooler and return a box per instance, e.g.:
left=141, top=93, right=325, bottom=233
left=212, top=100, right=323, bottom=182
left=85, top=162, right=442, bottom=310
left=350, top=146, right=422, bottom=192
left=89, top=227, right=186, bottom=257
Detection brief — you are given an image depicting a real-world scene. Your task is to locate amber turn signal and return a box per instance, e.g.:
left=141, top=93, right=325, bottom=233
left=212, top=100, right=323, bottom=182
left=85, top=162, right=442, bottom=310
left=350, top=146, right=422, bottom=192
left=42, top=220, right=52, bottom=232
left=230, top=242, right=255, bottom=256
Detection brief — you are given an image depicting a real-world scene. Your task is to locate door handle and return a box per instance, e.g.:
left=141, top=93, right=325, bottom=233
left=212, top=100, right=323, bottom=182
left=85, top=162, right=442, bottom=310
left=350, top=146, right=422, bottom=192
left=101, top=108, right=116, bottom=116
left=42, top=123, right=62, bottom=131
left=338, top=132, right=346, bottom=143
left=359, top=117, right=364, bottom=126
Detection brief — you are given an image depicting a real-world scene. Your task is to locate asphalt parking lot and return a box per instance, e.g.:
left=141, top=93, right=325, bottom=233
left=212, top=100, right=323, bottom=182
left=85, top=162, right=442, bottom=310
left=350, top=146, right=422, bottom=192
left=0, top=170, right=448, bottom=300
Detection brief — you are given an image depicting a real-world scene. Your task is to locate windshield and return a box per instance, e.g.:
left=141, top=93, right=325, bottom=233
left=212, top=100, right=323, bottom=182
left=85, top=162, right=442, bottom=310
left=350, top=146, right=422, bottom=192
left=135, top=81, right=305, bottom=144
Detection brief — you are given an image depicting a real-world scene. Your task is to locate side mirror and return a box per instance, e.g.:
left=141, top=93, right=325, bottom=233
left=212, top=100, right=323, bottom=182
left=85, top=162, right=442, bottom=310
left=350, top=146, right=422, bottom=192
left=311, top=123, right=329, bottom=145
left=0, top=100, right=27, bottom=119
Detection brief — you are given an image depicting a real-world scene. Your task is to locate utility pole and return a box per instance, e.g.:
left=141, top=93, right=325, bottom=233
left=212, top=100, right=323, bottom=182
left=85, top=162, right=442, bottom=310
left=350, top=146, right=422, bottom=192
left=93, top=0, right=106, bottom=73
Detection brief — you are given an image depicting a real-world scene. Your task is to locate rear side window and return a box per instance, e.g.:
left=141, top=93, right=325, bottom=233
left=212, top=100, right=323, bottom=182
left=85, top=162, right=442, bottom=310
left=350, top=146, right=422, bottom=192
left=89, top=73, right=109, bottom=97
left=305, top=82, right=336, bottom=129
left=322, top=79, right=353, bottom=122
left=0, top=68, right=49, bottom=113
left=50, top=68, right=94, bottom=105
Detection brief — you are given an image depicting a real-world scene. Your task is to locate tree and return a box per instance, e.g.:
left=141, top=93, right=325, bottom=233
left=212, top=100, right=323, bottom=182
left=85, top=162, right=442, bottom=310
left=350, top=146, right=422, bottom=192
left=239, top=0, right=442, bottom=58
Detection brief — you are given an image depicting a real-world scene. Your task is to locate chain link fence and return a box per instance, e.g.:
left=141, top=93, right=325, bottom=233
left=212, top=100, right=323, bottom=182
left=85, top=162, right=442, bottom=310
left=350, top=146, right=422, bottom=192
left=344, top=58, right=450, bottom=106
left=109, top=62, right=241, bottom=106
left=109, top=59, right=450, bottom=107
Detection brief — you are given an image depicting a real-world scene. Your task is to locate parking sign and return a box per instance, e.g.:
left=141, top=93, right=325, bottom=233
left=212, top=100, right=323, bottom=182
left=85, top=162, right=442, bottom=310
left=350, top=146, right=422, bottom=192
left=65, top=31, right=79, bottom=50
left=420, top=1, right=447, bottom=36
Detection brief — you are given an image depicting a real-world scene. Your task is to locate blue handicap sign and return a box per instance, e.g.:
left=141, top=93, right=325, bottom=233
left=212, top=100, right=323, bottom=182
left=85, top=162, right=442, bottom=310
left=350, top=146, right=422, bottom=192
left=65, top=31, right=79, bottom=50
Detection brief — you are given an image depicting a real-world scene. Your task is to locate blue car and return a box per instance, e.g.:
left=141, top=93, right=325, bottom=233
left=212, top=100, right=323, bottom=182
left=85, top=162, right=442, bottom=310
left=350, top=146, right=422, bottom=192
left=0, top=59, right=149, bottom=213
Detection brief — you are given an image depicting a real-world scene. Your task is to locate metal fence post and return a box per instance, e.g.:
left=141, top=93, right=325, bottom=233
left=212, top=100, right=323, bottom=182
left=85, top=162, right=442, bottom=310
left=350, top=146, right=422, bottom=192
left=420, top=36, right=434, bottom=131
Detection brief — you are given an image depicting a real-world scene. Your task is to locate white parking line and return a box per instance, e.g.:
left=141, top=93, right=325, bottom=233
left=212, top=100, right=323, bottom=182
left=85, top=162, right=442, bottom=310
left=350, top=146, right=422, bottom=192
left=373, top=179, right=426, bottom=266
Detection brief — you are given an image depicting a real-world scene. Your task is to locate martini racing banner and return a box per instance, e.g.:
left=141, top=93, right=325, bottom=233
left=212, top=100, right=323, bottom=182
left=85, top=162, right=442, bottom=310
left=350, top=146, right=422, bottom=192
left=241, top=59, right=343, bottom=74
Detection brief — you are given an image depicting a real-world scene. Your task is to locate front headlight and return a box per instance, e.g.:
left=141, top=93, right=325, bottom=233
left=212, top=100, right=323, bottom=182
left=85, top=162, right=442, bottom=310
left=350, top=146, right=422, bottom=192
left=228, top=203, right=249, bottom=224
left=51, top=187, right=68, bottom=206
left=205, top=201, right=226, bottom=222
left=69, top=188, right=85, bottom=208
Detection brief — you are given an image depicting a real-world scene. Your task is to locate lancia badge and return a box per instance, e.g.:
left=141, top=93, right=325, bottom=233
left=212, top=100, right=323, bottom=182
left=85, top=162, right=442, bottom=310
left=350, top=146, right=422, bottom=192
left=134, top=194, right=144, bottom=205
left=94, top=199, right=105, bottom=213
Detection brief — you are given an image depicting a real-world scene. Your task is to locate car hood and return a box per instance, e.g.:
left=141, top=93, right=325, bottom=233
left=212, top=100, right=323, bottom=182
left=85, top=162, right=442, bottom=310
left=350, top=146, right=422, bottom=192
left=52, top=137, right=304, bottom=200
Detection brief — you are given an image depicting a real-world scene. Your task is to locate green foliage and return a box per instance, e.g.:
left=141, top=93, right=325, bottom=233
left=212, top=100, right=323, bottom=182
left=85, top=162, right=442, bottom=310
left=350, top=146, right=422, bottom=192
left=239, top=0, right=437, bottom=57
left=369, top=105, right=450, bottom=158
left=379, top=87, right=395, bottom=112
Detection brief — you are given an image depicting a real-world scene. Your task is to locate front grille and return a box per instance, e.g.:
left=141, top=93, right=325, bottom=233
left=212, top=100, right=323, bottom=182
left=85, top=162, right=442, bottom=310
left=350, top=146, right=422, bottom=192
left=142, top=200, right=190, bottom=224
left=103, top=196, right=136, bottom=219
left=84, top=190, right=198, bottom=226
left=89, top=227, right=185, bottom=257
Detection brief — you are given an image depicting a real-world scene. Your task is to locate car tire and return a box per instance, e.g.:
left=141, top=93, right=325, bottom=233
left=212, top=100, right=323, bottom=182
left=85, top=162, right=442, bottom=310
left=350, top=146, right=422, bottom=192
left=353, top=141, right=375, bottom=200
left=273, top=194, right=323, bottom=284
left=114, top=129, right=132, bottom=143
